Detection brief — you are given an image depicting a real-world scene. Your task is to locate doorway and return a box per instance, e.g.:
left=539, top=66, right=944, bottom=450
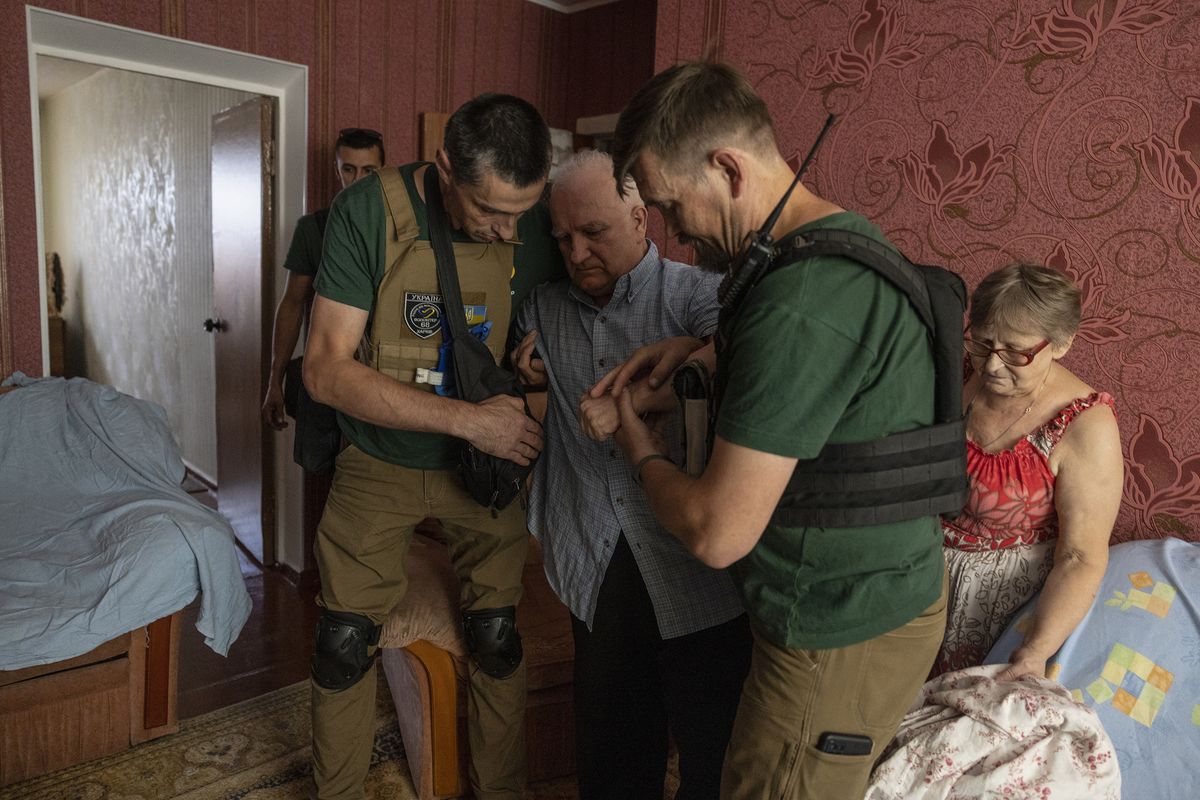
left=37, top=57, right=257, bottom=491
left=27, top=7, right=310, bottom=573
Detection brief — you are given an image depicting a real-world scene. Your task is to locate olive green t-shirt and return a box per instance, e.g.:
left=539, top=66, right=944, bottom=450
left=313, top=162, right=564, bottom=469
left=716, top=211, right=944, bottom=650
left=283, top=211, right=325, bottom=277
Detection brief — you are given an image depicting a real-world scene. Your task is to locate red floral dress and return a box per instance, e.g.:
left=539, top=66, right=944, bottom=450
left=932, top=392, right=1116, bottom=676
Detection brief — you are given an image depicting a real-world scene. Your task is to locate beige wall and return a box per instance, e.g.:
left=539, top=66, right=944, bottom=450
left=40, top=66, right=255, bottom=481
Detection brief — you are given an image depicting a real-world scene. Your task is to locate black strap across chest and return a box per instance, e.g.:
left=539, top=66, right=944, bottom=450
left=721, top=228, right=969, bottom=528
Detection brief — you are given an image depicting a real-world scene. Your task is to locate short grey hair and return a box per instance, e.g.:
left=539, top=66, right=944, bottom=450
left=970, top=263, right=1082, bottom=346
left=550, top=149, right=643, bottom=208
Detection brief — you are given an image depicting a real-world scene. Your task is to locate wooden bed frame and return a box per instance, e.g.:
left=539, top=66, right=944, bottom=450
left=0, top=610, right=182, bottom=786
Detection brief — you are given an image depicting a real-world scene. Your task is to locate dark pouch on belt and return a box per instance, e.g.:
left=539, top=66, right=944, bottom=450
left=284, top=355, right=340, bottom=475
left=424, top=167, right=534, bottom=513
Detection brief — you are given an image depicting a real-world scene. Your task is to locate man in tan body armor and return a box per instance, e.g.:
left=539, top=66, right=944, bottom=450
left=303, top=94, right=563, bottom=800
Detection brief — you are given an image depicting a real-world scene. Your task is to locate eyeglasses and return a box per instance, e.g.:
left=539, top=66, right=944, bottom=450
left=338, top=127, right=383, bottom=140
left=964, top=338, right=1050, bottom=367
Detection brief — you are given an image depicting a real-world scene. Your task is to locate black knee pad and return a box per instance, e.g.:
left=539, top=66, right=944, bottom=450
left=311, top=609, right=381, bottom=691
left=462, top=606, right=523, bottom=679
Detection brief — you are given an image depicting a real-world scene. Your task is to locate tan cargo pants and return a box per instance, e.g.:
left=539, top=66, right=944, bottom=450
left=720, top=575, right=947, bottom=800
left=311, top=445, right=529, bottom=800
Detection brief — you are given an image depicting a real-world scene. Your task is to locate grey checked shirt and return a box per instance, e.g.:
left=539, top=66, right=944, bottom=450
left=515, top=241, right=744, bottom=638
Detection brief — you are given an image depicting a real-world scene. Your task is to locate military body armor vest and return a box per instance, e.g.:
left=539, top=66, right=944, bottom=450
left=361, top=166, right=515, bottom=389
left=716, top=228, right=970, bottom=528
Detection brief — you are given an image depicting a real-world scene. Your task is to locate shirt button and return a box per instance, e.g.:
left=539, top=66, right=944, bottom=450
left=598, top=359, right=606, bottom=367
left=616, top=497, right=624, bottom=504
left=609, top=450, right=616, bottom=458
left=599, top=315, right=607, bottom=323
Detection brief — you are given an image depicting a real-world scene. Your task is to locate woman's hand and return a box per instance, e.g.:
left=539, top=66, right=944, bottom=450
left=589, top=336, right=704, bottom=398
left=996, top=646, right=1050, bottom=682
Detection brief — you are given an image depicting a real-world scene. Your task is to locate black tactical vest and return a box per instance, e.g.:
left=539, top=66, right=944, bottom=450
left=716, top=228, right=969, bottom=528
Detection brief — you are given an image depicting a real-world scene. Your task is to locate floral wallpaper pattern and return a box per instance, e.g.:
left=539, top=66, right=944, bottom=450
left=660, top=0, right=1200, bottom=541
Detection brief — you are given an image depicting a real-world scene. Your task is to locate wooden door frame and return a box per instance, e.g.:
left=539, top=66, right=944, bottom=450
left=25, top=8, right=309, bottom=572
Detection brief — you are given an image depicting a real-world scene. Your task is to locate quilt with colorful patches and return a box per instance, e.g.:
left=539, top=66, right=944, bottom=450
left=986, top=538, right=1200, bottom=800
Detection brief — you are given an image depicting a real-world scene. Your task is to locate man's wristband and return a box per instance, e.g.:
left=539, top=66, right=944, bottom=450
left=634, top=453, right=673, bottom=485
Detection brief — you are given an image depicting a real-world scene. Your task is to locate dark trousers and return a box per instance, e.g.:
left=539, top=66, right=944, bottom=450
left=571, top=534, right=752, bottom=800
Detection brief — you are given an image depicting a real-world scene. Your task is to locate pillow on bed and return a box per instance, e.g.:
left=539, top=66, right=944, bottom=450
left=379, top=534, right=468, bottom=657
left=985, top=538, right=1200, bottom=800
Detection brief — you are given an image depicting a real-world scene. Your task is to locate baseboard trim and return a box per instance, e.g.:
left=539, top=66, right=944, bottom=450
left=278, top=563, right=321, bottom=590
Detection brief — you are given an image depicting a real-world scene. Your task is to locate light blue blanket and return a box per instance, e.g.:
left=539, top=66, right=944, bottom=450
left=986, top=538, right=1200, bottom=800
left=0, top=373, right=251, bottom=670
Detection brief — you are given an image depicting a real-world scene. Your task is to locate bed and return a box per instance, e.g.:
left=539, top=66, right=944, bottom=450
left=0, top=373, right=252, bottom=785
left=866, top=537, right=1199, bottom=799
left=983, top=538, right=1199, bottom=800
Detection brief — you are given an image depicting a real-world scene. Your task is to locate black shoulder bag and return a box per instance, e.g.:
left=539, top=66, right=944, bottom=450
left=423, top=167, right=534, bottom=513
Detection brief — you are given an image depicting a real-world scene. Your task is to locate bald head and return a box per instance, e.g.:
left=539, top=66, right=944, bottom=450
left=549, top=150, right=649, bottom=306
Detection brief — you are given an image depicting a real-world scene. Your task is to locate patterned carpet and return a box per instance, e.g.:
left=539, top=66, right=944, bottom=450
left=3, top=674, right=579, bottom=799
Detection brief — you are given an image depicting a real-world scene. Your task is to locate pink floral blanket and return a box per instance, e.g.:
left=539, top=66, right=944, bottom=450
left=866, top=666, right=1120, bottom=800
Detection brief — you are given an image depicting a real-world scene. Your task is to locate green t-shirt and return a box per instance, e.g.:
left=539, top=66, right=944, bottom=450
left=716, top=211, right=944, bottom=650
left=313, top=162, right=564, bottom=469
left=283, top=210, right=325, bottom=277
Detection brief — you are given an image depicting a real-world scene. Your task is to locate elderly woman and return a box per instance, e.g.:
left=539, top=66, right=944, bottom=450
left=934, top=263, right=1123, bottom=680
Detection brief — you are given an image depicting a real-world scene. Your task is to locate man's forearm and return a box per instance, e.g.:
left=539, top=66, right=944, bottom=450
left=640, top=460, right=766, bottom=570
left=629, top=380, right=677, bottom=414
left=267, top=298, right=305, bottom=386
left=306, top=356, right=476, bottom=439
left=637, top=459, right=724, bottom=563
left=620, top=431, right=793, bottom=569
left=629, top=340, right=716, bottom=414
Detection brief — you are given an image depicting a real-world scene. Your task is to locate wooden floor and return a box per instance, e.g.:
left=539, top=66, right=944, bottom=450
left=178, top=485, right=320, bottom=719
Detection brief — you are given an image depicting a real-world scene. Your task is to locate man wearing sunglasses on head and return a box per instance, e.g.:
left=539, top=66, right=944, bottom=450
left=262, top=127, right=386, bottom=432
left=302, top=95, right=563, bottom=800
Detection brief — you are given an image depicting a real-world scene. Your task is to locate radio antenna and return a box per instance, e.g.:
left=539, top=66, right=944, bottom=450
left=718, top=113, right=837, bottom=307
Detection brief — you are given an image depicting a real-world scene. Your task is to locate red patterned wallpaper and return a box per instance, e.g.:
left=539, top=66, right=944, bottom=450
left=655, top=0, right=1200, bottom=541
left=0, top=0, right=654, bottom=379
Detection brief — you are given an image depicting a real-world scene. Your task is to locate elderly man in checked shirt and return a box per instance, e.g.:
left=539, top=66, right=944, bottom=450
left=509, top=150, right=750, bottom=800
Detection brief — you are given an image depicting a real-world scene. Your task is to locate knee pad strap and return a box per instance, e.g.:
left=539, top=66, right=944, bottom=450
left=463, top=606, right=522, bottom=679
left=311, top=609, right=381, bottom=691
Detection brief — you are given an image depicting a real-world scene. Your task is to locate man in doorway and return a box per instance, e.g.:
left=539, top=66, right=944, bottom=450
left=509, top=149, right=750, bottom=800
left=598, top=62, right=948, bottom=799
left=302, top=94, right=562, bottom=800
left=261, top=127, right=385, bottom=430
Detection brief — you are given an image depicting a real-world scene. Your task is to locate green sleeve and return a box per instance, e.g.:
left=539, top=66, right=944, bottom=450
left=512, top=203, right=565, bottom=306
left=716, top=296, right=875, bottom=460
left=283, top=213, right=322, bottom=277
left=313, top=177, right=387, bottom=311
